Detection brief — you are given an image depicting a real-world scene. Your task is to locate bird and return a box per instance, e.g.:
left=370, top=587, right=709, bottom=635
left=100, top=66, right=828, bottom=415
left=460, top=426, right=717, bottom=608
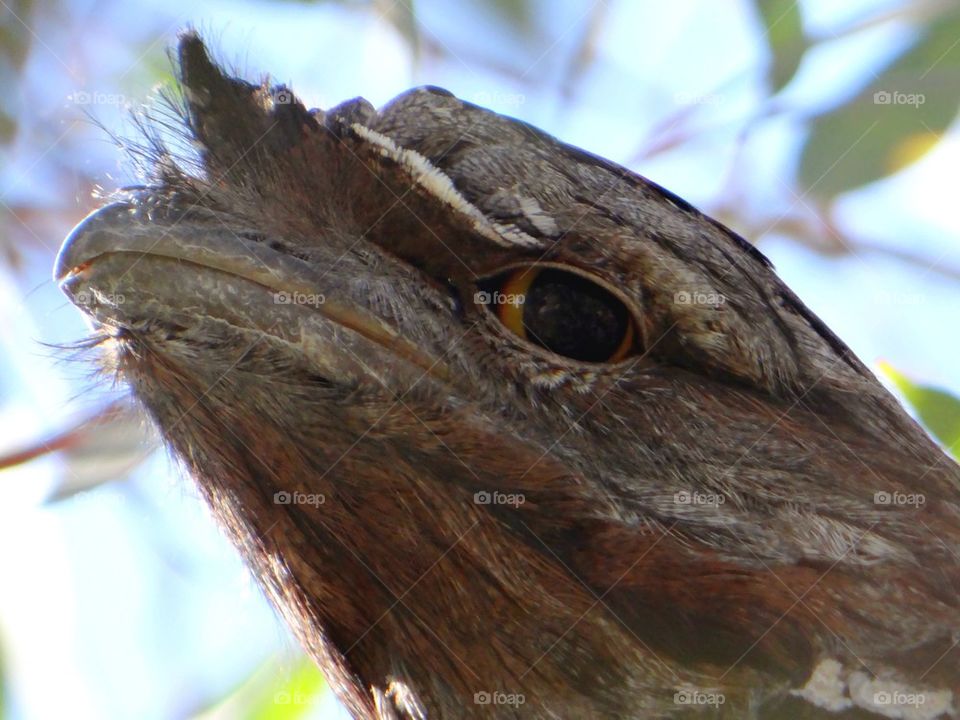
left=55, top=31, right=960, bottom=719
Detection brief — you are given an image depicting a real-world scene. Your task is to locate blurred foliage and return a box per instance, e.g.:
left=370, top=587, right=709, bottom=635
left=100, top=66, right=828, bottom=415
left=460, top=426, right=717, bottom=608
left=0, top=635, right=6, bottom=720
left=485, top=0, right=534, bottom=31
left=799, top=5, right=960, bottom=198
left=195, top=655, right=327, bottom=720
left=755, top=0, right=806, bottom=92
left=881, top=362, right=960, bottom=460
left=0, top=0, right=32, bottom=143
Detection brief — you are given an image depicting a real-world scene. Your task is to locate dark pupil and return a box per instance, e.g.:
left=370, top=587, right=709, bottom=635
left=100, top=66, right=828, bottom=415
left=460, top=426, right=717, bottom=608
left=522, top=270, right=629, bottom=362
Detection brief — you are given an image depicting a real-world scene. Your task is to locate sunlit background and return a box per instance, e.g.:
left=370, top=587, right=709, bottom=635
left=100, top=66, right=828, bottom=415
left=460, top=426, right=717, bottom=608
left=1, top=0, right=958, bottom=718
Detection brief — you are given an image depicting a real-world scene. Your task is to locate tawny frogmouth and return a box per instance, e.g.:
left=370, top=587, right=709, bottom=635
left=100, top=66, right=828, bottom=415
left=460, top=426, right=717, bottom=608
left=55, top=32, right=960, bottom=719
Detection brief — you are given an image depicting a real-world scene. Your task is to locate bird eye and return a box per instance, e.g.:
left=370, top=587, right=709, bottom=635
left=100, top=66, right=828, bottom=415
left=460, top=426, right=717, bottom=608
left=477, top=266, right=637, bottom=363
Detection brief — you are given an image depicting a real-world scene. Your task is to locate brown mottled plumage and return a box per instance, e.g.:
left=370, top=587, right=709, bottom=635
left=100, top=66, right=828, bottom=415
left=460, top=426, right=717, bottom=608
left=55, top=32, right=959, bottom=718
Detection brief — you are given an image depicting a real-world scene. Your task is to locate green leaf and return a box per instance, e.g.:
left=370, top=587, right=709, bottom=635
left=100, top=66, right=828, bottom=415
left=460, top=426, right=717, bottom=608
left=0, top=630, right=7, bottom=720
left=250, top=656, right=326, bottom=720
left=0, top=0, right=34, bottom=70
left=192, top=654, right=327, bottom=720
left=879, top=362, right=960, bottom=459
left=754, top=0, right=807, bottom=92
left=798, top=7, right=960, bottom=199
left=0, top=0, right=34, bottom=144
left=487, top=0, right=533, bottom=33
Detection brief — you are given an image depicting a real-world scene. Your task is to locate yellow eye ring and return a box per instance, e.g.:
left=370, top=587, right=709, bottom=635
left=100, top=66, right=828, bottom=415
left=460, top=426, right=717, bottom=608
left=607, top=311, right=634, bottom=363
left=496, top=267, right=538, bottom=340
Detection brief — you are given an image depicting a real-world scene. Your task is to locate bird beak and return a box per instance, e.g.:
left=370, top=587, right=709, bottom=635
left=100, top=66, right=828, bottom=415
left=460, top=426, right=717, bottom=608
left=56, top=199, right=452, bottom=387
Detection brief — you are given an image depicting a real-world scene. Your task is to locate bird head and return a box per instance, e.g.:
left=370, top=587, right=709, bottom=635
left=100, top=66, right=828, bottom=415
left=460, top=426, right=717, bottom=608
left=56, top=32, right=960, bottom=719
